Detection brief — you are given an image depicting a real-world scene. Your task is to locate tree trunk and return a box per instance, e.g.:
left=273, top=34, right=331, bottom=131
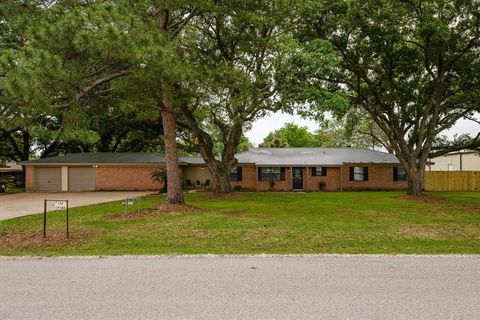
left=406, top=166, right=424, bottom=196
left=389, top=143, right=428, bottom=196
left=161, top=100, right=184, bottom=204
left=205, top=161, right=232, bottom=193
left=20, top=131, right=30, bottom=188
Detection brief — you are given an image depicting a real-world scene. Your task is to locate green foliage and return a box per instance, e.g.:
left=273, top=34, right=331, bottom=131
left=0, top=174, right=15, bottom=193
left=431, top=133, right=480, bottom=157
left=276, top=37, right=349, bottom=120
left=260, top=123, right=317, bottom=148
left=151, top=169, right=167, bottom=193
left=1, top=0, right=188, bottom=159
left=180, top=2, right=306, bottom=141
left=259, top=119, right=386, bottom=149
left=296, top=0, right=480, bottom=194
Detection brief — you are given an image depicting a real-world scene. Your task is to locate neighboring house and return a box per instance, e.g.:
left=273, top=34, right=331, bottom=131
left=428, top=150, right=480, bottom=171
left=0, top=161, right=24, bottom=187
left=20, top=148, right=407, bottom=192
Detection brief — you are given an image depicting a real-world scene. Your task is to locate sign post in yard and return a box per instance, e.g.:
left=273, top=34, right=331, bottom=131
left=43, top=199, right=69, bottom=238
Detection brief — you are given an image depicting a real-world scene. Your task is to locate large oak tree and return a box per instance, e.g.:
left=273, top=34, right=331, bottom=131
left=295, top=0, right=480, bottom=195
left=177, top=0, right=296, bottom=192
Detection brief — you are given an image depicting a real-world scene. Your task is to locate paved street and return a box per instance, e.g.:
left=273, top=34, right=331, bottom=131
left=1, top=255, right=479, bottom=319
left=0, top=191, right=152, bottom=220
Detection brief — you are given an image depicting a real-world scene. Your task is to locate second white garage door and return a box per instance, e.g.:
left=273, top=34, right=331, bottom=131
left=68, top=167, right=95, bottom=192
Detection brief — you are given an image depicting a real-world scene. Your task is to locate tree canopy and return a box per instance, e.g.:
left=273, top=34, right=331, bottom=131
left=259, top=119, right=387, bottom=150
left=260, top=123, right=316, bottom=148
left=292, top=0, right=480, bottom=195
left=1, top=0, right=479, bottom=197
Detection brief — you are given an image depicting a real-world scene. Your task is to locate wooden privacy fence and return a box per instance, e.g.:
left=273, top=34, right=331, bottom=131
left=424, top=171, right=480, bottom=191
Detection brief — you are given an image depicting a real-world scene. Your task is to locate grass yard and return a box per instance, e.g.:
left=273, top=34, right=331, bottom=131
left=0, top=191, right=479, bottom=256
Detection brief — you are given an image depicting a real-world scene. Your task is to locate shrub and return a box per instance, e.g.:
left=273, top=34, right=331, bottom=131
left=151, top=169, right=167, bottom=193
left=269, top=180, right=275, bottom=190
left=0, top=175, right=15, bottom=193
left=319, top=181, right=326, bottom=191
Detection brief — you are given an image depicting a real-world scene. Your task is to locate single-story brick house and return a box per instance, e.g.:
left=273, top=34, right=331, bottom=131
left=21, top=148, right=407, bottom=192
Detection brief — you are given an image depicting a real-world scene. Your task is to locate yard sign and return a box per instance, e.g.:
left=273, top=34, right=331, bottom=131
left=43, top=199, right=70, bottom=238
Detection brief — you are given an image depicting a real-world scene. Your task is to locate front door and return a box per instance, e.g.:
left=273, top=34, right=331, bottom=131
left=292, top=167, right=304, bottom=190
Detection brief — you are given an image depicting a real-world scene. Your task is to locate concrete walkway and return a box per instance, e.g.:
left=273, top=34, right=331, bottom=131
left=0, top=191, right=153, bottom=220
left=1, top=255, right=479, bottom=319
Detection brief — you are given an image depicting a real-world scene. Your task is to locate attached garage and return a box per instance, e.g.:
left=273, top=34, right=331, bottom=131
left=68, top=167, right=95, bottom=191
left=22, top=152, right=167, bottom=192
left=35, top=167, right=62, bottom=191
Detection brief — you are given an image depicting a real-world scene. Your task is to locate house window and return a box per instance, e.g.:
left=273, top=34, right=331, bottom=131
left=393, top=167, right=407, bottom=181
left=230, top=166, right=242, bottom=181
left=312, top=167, right=327, bottom=176
left=258, top=167, right=285, bottom=181
left=349, top=167, right=368, bottom=181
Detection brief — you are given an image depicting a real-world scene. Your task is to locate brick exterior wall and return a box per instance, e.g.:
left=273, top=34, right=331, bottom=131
left=95, top=166, right=164, bottom=191
left=305, top=167, right=341, bottom=191
left=230, top=164, right=406, bottom=192
left=341, top=164, right=407, bottom=191
left=25, top=163, right=406, bottom=192
left=230, top=165, right=257, bottom=191
left=25, top=165, right=35, bottom=192
left=256, top=167, right=292, bottom=192
left=257, top=174, right=292, bottom=191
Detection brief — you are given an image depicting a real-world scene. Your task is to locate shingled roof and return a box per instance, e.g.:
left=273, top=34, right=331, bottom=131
left=235, top=148, right=400, bottom=166
left=20, top=148, right=400, bottom=166
left=20, top=152, right=167, bottom=165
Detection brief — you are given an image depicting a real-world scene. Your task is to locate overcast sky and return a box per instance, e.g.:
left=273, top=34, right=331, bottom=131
left=245, top=112, right=480, bottom=147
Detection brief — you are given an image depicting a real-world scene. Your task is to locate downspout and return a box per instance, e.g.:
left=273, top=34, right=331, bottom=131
left=460, top=153, right=463, bottom=171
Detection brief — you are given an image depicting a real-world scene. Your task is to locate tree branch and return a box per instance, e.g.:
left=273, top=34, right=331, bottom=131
left=76, top=70, right=129, bottom=101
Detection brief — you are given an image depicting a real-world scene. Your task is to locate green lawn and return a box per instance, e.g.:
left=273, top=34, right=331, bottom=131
left=1, top=191, right=479, bottom=256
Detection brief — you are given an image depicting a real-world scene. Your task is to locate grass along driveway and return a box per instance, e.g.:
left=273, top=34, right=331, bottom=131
left=0, top=191, right=479, bottom=256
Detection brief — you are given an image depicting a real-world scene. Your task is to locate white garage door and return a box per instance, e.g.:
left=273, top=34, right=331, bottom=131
left=68, top=167, right=95, bottom=191
left=36, top=167, right=62, bottom=191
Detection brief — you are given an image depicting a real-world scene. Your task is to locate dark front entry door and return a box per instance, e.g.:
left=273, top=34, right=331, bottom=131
left=292, top=167, right=304, bottom=190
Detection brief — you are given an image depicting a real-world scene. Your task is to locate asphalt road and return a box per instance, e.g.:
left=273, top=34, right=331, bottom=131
left=1, top=255, right=479, bottom=319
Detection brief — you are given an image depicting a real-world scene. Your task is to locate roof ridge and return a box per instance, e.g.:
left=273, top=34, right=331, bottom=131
left=249, top=147, right=388, bottom=152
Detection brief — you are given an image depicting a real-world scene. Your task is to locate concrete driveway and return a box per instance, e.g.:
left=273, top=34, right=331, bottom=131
left=0, top=191, right=153, bottom=220
left=1, top=255, right=479, bottom=320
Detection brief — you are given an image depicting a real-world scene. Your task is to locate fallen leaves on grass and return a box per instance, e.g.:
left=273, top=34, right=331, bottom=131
left=463, top=205, right=480, bottom=213
left=401, top=225, right=448, bottom=239
left=0, top=229, right=93, bottom=248
left=205, top=192, right=245, bottom=200
left=397, top=195, right=445, bottom=203
left=400, top=224, right=480, bottom=240
left=216, top=209, right=268, bottom=220
left=105, top=203, right=202, bottom=221
left=155, top=203, right=202, bottom=212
